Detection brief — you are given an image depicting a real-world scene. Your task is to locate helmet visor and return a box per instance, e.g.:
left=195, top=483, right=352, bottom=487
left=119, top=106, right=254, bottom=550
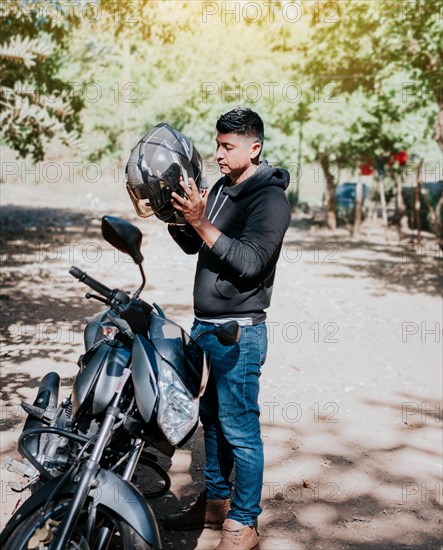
left=126, top=161, right=182, bottom=218
left=126, top=182, right=154, bottom=218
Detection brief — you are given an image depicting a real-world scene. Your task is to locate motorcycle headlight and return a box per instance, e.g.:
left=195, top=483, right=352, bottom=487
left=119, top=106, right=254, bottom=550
left=157, top=362, right=199, bottom=446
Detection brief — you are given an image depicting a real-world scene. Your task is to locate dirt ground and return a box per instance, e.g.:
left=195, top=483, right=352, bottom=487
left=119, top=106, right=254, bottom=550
left=0, top=178, right=442, bottom=549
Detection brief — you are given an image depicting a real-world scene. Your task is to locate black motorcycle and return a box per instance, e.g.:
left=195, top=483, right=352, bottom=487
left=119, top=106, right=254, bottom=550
left=1, top=216, right=239, bottom=549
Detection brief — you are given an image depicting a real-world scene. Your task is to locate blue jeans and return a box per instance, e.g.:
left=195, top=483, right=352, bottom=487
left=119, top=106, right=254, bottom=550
left=190, top=319, right=268, bottom=526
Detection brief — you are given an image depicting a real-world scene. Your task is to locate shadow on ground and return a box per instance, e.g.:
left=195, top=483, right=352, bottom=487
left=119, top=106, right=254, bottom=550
left=1, top=206, right=441, bottom=548
left=145, top=397, right=441, bottom=550
left=284, top=233, right=442, bottom=298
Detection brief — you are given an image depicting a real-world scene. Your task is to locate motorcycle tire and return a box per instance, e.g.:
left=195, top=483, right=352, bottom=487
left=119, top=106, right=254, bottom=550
left=2, top=498, right=154, bottom=550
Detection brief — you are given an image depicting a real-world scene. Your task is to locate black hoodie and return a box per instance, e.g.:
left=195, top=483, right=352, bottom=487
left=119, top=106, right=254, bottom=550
left=168, top=161, right=291, bottom=322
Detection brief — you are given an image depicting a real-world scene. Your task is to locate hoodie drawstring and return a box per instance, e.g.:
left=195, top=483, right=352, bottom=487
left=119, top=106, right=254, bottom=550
left=207, top=184, right=228, bottom=225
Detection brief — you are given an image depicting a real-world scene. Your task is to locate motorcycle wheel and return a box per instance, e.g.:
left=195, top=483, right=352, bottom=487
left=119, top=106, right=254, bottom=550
left=2, top=498, right=154, bottom=550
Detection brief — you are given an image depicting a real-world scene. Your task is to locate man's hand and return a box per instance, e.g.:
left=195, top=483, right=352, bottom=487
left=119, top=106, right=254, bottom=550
left=171, top=177, right=221, bottom=248
left=171, top=177, right=207, bottom=228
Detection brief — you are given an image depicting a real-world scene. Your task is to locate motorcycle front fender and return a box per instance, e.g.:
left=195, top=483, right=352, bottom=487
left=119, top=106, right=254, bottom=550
left=0, top=470, right=162, bottom=549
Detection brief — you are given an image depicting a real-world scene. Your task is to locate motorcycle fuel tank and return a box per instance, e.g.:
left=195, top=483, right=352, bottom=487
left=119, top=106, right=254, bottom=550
left=72, top=342, right=131, bottom=417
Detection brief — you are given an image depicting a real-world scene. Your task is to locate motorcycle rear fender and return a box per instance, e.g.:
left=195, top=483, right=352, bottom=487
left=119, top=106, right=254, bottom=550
left=0, top=469, right=162, bottom=548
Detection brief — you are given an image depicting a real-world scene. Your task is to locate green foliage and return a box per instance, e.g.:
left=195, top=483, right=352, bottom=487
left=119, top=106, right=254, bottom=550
left=59, top=1, right=205, bottom=161
left=0, top=0, right=84, bottom=161
left=287, top=190, right=299, bottom=210
left=2, top=0, right=440, bottom=185
left=301, top=0, right=443, bottom=151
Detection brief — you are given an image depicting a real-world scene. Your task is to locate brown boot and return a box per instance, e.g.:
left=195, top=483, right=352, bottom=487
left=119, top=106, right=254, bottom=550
left=215, top=518, right=260, bottom=549
left=163, top=493, right=230, bottom=531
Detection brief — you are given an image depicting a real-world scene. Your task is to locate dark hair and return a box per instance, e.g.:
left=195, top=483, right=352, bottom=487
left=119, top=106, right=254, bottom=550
left=216, top=108, right=264, bottom=147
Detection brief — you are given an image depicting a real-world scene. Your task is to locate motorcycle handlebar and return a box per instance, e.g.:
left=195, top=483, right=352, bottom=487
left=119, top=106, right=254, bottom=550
left=69, top=266, right=114, bottom=300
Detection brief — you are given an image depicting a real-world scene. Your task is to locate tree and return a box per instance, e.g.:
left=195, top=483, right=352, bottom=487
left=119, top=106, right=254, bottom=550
left=302, top=0, right=442, bottom=150
left=0, top=0, right=196, bottom=162
left=25, top=1, right=306, bottom=170
left=62, top=0, right=204, bottom=162
left=0, top=0, right=83, bottom=161
left=287, top=0, right=441, bottom=230
left=301, top=89, right=379, bottom=232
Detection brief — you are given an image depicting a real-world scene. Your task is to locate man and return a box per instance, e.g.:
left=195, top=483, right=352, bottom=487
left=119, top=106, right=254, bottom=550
left=164, top=108, right=291, bottom=550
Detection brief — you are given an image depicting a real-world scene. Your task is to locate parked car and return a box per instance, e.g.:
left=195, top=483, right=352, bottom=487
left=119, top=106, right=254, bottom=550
left=335, top=182, right=371, bottom=222
left=402, top=180, right=443, bottom=231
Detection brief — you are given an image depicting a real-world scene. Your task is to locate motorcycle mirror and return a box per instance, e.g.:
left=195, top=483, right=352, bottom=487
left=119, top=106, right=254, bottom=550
left=101, top=216, right=144, bottom=265
left=212, top=321, right=241, bottom=346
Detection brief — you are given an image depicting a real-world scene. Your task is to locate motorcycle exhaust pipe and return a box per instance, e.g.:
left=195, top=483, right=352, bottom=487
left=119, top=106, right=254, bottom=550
left=22, top=372, right=60, bottom=457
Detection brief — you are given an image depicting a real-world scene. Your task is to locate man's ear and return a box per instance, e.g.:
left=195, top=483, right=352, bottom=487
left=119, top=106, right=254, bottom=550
left=250, top=141, right=261, bottom=161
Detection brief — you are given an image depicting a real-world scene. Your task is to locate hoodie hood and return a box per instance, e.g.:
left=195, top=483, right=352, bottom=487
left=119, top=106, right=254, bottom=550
left=223, top=160, right=290, bottom=200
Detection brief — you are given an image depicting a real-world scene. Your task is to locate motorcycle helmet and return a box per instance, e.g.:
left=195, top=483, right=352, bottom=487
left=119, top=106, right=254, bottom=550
left=126, top=123, right=203, bottom=224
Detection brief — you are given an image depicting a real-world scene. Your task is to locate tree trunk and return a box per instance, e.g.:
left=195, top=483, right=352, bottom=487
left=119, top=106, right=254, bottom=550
left=433, top=103, right=443, bottom=153
left=295, top=119, right=303, bottom=207
left=395, top=171, right=408, bottom=231
left=377, top=174, right=388, bottom=227
left=415, top=158, right=423, bottom=245
left=421, top=184, right=443, bottom=250
left=122, top=35, right=131, bottom=164
left=319, top=154, right=336, bottom=231
left=353, top=161, right=363, bottom=237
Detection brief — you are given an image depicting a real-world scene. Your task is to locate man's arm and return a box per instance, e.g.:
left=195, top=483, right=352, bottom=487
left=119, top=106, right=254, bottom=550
left=210, top=190, right=291, bottom=278
left=171, top=179, right=291, bottom=278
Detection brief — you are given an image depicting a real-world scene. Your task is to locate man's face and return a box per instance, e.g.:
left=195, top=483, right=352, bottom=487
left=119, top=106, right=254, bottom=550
left=215, top=132, right=261, bottom=178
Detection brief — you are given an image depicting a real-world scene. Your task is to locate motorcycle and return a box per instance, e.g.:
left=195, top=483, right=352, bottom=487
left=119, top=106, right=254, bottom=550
left=1, top=215, right=240, bottom=549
